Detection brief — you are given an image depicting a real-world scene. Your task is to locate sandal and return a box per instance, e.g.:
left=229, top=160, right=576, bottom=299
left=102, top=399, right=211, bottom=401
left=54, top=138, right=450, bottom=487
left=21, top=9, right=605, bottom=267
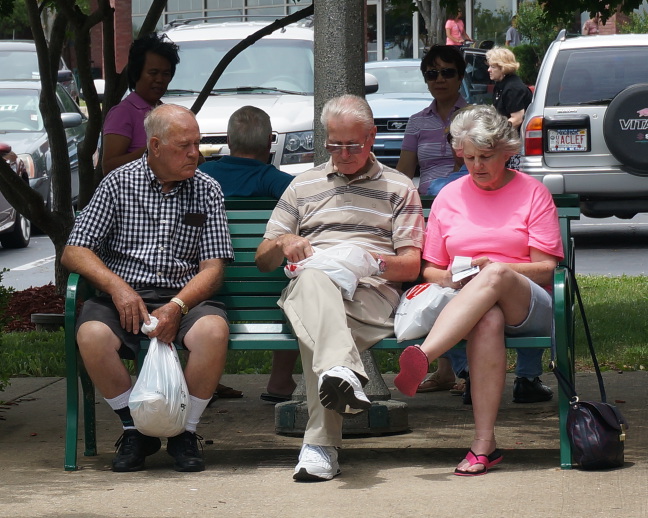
left=454, top=449, right=503, bottom=477
left=417, top=371, right=456, bottom=393
left=394, top=345, right=429, bottom=397
left=449, top=378, right=467, bottom=395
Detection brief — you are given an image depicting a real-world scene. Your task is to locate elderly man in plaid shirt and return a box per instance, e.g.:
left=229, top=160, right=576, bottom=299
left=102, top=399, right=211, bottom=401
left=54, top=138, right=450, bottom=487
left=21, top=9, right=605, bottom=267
left=62, top=104, right=233, bottom=473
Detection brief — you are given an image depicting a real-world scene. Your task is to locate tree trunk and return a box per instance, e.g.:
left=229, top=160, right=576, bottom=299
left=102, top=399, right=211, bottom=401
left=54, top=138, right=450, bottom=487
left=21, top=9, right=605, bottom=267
left=313, top=0, right=366, bottom=166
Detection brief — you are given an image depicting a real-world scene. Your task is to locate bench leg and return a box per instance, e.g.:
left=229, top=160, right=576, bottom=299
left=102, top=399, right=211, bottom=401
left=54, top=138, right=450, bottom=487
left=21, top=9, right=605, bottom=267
left=80, top=365, right=97, bottom=458
left=64, top=352, right=80, bottom=471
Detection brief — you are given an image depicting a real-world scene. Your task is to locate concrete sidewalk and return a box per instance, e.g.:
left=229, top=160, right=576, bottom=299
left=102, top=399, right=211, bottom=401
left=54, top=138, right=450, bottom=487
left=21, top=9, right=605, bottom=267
left=0, top=371, right=646, bottom=518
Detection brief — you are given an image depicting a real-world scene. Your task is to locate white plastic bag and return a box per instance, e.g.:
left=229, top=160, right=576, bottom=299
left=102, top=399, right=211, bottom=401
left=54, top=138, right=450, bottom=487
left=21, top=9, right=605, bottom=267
left=394, top=283, right=458, bottom=342
left=129, top=317, right=190, bottom=437
left=284, top=244, right=379, bottom=300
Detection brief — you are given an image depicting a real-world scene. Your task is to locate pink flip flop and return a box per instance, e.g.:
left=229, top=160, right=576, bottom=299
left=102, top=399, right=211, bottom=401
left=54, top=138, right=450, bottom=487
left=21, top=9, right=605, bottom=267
left=394, top=345, right=429, bottom=396
left=454, top=449, right=503, bottom=477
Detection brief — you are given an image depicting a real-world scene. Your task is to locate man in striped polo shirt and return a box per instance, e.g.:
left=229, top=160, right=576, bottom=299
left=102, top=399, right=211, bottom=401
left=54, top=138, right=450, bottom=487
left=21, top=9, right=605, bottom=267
left=256, top=94, right=425, bottom=481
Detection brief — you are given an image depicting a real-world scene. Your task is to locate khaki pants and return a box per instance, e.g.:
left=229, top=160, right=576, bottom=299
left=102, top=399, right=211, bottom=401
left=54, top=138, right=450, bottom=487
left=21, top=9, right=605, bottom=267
left=279, top=269, right=395, bottom=447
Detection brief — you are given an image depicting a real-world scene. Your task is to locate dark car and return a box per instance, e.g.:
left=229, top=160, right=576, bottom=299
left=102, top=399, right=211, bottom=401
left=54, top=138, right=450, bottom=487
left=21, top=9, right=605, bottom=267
left=0, top=80, right=88, bottom=247
left=0, top=143, right=30, bottom=248
left=0, top=40, right=80, bottom=103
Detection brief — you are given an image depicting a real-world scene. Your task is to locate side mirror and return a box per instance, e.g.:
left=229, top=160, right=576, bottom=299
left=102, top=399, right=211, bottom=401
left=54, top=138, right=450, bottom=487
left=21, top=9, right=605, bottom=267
left=365, top=73, right=379, bottom=95
left=58, top=69, right=73, bottom=83
left=61, top=113, right=83, bottom=128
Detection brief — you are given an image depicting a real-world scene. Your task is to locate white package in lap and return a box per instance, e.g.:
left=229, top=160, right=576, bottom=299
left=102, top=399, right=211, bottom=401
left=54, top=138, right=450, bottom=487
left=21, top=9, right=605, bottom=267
left=394, top=283, right=458, bottom=342
left=284, top=243, right=379, bottom=300
left=129, top=316, right=190, bottom=437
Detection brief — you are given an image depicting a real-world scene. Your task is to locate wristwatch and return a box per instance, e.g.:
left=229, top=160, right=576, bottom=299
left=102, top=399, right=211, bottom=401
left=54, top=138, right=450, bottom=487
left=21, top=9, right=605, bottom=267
left=170, top=297, right=189, bottom=315
left=376, top=254, right=387, bottom=276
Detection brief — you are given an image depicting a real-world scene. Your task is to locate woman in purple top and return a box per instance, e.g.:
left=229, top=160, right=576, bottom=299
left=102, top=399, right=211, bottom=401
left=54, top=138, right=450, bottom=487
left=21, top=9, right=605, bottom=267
left=397, top=45, right=468, bottom=196
left=102, top=33, right=179, bottom=175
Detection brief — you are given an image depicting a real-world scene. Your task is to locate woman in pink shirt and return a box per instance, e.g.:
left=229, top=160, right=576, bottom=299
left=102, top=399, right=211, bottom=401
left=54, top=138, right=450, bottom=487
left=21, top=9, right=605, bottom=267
left=394, top=105, right=563, bottom=476
left=445, top=8, right=473, bottom=46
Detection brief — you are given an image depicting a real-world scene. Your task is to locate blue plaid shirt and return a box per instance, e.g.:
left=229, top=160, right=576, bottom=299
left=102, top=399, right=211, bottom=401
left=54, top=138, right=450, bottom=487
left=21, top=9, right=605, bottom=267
left=67, top=155, right=234, bottom=289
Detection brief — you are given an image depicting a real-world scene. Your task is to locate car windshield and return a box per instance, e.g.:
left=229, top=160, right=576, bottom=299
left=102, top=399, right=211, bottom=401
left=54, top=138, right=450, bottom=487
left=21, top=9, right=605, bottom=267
left=0, top=89, right=43, bottom=132
left=367, top=65, right=428, bottom=94
left=167, top=39, right=314, bottom=96
left=548, top=47, right=648, bottom=106
left=0, top=49, right=41, bottom=80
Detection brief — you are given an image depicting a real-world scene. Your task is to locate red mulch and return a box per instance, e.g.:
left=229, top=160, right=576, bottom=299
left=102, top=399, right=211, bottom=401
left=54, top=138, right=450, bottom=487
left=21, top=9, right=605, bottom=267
left=3, top=284, right=64, bottom=332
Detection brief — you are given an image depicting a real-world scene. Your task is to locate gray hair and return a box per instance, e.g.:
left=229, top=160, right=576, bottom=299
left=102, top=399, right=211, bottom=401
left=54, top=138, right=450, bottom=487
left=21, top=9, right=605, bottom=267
left=450, top=105, right=520, bottom=155
left=144, top=104, right=195, bottom=143
left=320, top=94, right=374, bottom=134
left=227, top=105, right=272, bottom=156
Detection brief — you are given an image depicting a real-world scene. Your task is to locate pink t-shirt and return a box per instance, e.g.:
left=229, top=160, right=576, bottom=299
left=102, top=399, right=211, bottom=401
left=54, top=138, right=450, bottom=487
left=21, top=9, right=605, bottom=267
left=445, top=19, right=464, bottom=45
left=423, top=171, right=564, bottom=268
left=102, top=91, right=154, bottom=153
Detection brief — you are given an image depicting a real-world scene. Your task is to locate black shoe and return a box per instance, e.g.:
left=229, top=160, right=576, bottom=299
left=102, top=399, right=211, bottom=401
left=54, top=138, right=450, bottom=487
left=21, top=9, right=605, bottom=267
left=513, top=376, right=553, bottom=403
left=112, top=429, right=161, bottom=472
left=462, top=376, right=472, bottom=405
left=167, top=431, right=205, bottom=472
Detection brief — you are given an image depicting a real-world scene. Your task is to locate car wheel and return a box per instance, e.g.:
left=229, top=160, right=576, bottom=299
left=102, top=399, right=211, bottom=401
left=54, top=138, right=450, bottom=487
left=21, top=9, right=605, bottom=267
left=0, top=212, right=31, bottom=249
left=603, top=83, right=648, bottom=176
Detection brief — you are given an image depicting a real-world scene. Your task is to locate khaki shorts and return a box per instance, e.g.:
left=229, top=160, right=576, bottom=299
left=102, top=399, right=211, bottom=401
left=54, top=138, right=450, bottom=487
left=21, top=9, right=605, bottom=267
left=76, top=288, right=228, bottom=359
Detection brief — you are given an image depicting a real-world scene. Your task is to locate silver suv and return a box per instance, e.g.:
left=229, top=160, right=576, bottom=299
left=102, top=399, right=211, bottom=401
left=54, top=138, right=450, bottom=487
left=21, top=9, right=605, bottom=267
left=519, top=31, right=648, bottom=218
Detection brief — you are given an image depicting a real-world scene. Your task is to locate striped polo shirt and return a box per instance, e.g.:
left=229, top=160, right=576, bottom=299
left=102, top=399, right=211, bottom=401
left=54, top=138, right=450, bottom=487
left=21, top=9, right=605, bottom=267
left=264, top=154, right=424, bottom=307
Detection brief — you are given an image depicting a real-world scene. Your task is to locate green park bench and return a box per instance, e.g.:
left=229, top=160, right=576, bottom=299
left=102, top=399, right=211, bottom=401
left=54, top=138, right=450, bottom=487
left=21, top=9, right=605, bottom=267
left=64, top=194, right=580, bottom=471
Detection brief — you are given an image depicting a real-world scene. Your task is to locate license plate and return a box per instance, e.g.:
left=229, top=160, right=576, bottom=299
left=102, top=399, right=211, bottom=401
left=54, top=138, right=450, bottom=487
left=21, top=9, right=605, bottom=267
left=547, top=128, right=589, bottom=152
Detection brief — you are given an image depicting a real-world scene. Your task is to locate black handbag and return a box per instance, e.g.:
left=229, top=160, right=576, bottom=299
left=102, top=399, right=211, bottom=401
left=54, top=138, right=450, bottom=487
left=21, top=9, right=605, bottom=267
left=551, top=266, right=628, bottom=470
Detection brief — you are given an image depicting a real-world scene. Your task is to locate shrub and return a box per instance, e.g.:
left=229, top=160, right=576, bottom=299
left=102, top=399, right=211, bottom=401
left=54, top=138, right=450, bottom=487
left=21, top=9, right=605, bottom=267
left=512, top=44, right=542, bottom=85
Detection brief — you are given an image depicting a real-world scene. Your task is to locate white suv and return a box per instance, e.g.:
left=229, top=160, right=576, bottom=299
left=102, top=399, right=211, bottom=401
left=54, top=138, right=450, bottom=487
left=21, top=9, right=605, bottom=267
left=519, top=31, right=648, bottom=218
left=162, top=21, right=315, bottom=175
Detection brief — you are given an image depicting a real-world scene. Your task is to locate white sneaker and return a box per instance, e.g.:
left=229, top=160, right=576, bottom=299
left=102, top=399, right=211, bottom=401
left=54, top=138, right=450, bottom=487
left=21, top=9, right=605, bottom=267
left=293, top=444, right=340, bottom=481
left=318, top=366, right=371, bottom=415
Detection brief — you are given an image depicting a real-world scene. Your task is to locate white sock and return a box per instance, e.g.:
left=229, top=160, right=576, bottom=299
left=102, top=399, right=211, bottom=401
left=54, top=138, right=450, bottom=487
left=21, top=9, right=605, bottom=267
left=104, top=388, right=132, bottom=411
left=185, top=395, right=210, bottom=433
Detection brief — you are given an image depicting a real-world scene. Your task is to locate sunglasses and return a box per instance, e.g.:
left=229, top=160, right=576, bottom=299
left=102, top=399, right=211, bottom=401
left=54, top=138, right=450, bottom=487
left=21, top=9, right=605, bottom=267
left=424, top=68, right=458, bottom=81
left=324, top=136, right=369, bottom=155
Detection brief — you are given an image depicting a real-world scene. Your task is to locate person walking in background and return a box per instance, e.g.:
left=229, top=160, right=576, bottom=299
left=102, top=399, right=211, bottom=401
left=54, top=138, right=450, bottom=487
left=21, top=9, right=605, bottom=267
left=102, top=33, right=179, bottom=175
left=445, top=8, right=473, bottom=46
left=200, top=106, right=299, bottom=403
left=487, top=46, right=534, bottom=172
left=582, top=14, right=600, bottom=35
left=505, top=15, right=521, bottom=47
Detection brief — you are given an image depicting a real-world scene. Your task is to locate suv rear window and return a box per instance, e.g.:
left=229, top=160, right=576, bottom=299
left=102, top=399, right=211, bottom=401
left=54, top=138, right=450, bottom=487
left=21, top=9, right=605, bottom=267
left=546, top=46, right=648, bottom=106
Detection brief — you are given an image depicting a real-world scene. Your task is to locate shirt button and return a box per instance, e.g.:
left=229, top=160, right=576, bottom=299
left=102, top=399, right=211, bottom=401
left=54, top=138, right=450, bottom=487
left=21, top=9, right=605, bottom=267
left=159, top=246, right=165, bottom=251
left=157, top=272, right=162, bottom=277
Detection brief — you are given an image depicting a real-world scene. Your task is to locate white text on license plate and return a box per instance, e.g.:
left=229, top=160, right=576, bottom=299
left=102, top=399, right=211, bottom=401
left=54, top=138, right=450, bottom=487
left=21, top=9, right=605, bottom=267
left=548, top=128, right=588, bottom=152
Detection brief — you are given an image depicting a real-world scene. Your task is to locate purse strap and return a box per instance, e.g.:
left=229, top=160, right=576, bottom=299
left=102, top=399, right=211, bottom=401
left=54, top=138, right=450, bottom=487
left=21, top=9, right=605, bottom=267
left=551, top=264, right=608, bottom=403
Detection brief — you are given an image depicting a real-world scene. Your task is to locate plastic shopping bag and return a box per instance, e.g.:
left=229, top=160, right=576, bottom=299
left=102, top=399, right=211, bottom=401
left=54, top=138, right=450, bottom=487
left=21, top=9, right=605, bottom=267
left=394, top=283, right=458, bottom=342
left=284, top=244, right=379, bottom=300
left=129, top=317, right=190, bottom=437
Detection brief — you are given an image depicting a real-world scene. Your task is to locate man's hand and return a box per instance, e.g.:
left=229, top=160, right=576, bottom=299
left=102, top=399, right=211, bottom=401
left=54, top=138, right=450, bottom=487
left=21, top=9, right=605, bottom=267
left=278, top=234, right=313, bottom=263
left=148, top=303, right=182, bottom=344
left=111, top=287, right=149, bottom=334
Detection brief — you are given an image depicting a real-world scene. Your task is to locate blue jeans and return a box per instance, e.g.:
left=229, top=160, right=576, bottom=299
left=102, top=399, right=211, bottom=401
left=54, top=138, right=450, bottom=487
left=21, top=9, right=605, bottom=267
left=443, top=347, right=544, bottom=379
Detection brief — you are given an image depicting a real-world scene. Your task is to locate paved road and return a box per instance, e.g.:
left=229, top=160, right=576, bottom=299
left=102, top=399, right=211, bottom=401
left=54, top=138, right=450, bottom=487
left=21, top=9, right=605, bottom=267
left=3, top=215, right=648, bottom=291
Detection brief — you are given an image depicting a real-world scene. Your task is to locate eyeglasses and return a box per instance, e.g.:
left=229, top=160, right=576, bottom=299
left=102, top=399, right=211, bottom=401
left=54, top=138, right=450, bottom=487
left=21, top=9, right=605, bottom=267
left=424, top=68, right=458, bottom=81
left=324, top=136, right=370, bottom=155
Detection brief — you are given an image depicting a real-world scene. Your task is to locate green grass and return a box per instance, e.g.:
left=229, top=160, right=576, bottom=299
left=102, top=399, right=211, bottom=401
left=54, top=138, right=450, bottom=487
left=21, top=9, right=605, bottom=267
left=0, top=275, right=646, bottom=380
